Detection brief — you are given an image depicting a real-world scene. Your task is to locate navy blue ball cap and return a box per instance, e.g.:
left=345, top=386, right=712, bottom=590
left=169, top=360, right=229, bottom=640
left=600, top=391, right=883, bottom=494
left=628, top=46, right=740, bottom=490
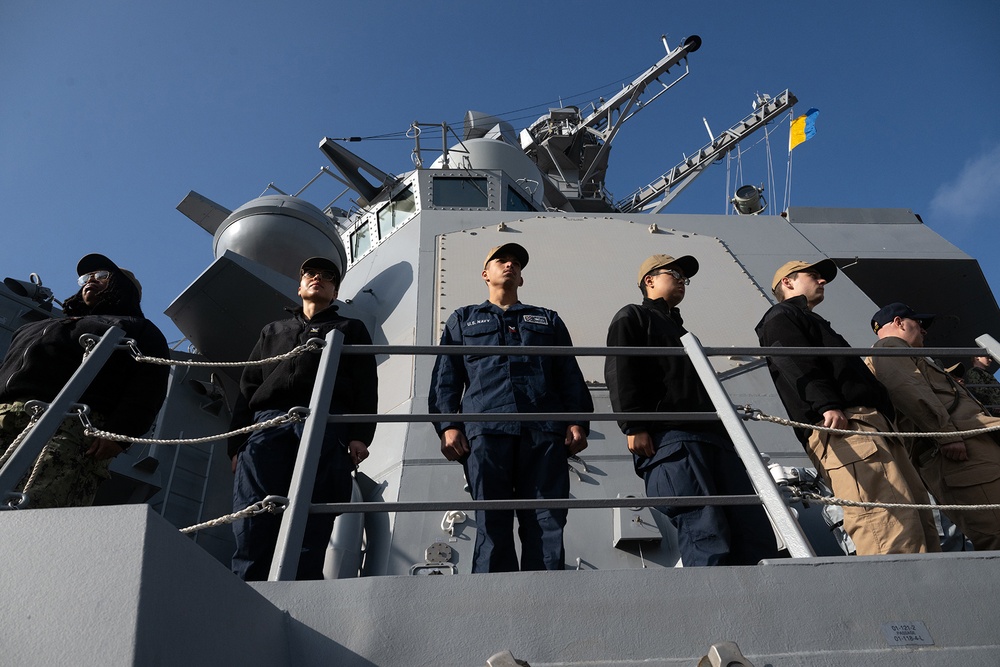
left=871, top=302, right=935, bottom=333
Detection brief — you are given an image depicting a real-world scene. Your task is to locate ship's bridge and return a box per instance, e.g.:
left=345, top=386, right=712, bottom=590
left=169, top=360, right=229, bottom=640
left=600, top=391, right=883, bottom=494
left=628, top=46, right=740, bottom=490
left=339, top=137, right=546, bottom=268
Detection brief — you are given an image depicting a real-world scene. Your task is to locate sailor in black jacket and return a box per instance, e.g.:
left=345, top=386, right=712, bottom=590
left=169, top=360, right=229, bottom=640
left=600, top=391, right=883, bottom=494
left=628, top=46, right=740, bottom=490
left=606, top=254, right=779, bottom=566
left=756, top=259, right=937, bottom=555
left=229, top=257, right=377, bottom=581
left=0, top=253, right=169, bottom=508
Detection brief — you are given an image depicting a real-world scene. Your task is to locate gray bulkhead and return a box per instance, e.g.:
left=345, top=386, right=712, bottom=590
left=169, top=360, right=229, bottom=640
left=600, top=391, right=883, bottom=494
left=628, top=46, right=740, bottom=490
left=335, top=171, right=997, bottom=574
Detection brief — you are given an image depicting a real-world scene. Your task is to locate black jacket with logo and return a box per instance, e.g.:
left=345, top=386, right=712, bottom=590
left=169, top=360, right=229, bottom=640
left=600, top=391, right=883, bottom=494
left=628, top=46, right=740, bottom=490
left=228, top=305, right=378, bottom=457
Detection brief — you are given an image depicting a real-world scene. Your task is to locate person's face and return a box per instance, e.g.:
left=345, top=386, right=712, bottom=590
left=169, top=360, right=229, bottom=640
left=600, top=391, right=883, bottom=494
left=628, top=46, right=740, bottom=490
left=894, top=316, right=927, bottom=348
left=79, top=269, right=111, bottom=306
left=784, top=270, right=827, bottom=307
left=482, top=254, right=523, bottom=288
left=644, top=267, right=688, bottom=307
left=298, top=267, right=339, bottom=303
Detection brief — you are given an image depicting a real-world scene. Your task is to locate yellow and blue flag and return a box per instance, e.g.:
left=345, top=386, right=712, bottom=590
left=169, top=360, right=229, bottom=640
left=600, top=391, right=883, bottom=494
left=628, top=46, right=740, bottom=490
left=789, top=108, right=819, bottom=151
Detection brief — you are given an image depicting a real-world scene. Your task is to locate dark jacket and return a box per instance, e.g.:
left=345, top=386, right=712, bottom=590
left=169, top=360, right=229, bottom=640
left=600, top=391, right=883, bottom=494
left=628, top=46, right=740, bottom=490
left=605, top=298, right=723, bottom=435
left=428, top=301, right=593, bottom=439
left=228, top=305, right=378, bottom=457
left=0, top=314, right=170, bottom=438
left=605, top=299, right=727, bottom=473
left=755, top=295, right=894, bottom=443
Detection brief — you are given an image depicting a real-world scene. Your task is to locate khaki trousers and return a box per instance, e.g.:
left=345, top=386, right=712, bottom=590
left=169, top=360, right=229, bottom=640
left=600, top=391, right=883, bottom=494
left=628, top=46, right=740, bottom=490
left=806, top=406, right=939, bottom=555
left=916, top=433, right=1000, bottom=551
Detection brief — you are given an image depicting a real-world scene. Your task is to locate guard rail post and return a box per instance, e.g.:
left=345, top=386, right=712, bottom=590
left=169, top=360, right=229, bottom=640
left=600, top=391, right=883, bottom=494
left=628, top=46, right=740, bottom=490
left=269, top=328, right=344, bottom=581
left=681, top=332, right=816, bottom=558
left=0, top=326, right=125, bottom=505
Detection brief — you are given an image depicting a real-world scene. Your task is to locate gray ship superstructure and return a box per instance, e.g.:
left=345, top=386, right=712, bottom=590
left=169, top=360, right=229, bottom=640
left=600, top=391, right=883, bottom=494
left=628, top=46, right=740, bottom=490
left=3, top=33, right=1000, bottom=666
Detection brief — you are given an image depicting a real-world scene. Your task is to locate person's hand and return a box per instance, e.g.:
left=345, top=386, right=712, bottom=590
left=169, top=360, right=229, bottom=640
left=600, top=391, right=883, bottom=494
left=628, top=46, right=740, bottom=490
left=626, top=431, right=655, bottom=458
left=564, top=424, right=588, bottom=456
left=86, top=437, right=125, bottom=461
left=939, top=441, right=968, bottom=462
left=440, top=428, right=470, bottom=461
left=347, top=440, right=370, bottom=466
left=822, top=409, right=848, bottom=431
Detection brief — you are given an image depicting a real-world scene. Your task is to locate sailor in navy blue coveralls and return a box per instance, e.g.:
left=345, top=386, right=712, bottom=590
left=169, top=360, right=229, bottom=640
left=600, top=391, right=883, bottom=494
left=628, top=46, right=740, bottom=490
left=429, top=243, right=593, bottom=572
left=229, top=257, right=377, bottom=581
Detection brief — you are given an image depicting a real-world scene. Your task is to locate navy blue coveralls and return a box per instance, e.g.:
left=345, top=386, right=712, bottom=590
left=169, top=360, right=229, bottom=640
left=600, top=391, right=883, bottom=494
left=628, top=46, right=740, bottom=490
left=605, top=299, right=780, bottom=566
left=429, top=301, right=593, bottom=572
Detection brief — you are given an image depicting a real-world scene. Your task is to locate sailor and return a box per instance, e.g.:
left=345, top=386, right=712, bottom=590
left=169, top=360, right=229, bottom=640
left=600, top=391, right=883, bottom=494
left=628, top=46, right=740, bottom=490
left=0, top=253, right=169, bottom=508
left=866, top=302, right=1000, bottom=550
left=964, top=355, right=1000, bottom=416
left=428, top=243, right=593, bottom=573
left=755, top=259, right=938, bottom=555
left=228, top=257, right=378, bottom=581
left=605, top=254, right=780, bottom=566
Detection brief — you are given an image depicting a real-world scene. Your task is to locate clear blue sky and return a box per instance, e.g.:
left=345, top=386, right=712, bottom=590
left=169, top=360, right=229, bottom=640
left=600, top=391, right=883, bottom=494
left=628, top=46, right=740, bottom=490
left=2, top=0, right=999, bottom=344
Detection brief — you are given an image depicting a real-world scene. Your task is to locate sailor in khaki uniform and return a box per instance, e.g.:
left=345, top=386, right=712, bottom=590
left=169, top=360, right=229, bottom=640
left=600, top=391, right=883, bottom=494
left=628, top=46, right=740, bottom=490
left=756, top=261, right=938, bottom=556
left=866, top=303, right=1000, bottom=550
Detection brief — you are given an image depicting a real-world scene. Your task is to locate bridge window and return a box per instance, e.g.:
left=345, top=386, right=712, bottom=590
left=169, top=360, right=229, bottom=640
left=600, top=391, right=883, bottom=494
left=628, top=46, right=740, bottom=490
left=377, top=186, right=416, bottom=238
left=350, top=223, right=372, bottom=259
left=506, top=186, right=534, bottom=211
left=432, top=177, right=488, bottom=208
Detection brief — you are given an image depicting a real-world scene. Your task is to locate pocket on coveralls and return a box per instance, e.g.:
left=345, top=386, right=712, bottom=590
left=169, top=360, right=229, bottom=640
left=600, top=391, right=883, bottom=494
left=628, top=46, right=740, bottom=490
left=942, top=459, right=1000, bottom=487
left=820, top=429, right=879, bottom=470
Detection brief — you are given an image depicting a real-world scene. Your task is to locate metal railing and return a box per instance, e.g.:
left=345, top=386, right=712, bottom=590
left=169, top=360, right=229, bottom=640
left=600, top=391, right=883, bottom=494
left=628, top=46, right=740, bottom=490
left=4, top=325, right=998, bottom=579
left=270, top=330, right=1000, bottom=579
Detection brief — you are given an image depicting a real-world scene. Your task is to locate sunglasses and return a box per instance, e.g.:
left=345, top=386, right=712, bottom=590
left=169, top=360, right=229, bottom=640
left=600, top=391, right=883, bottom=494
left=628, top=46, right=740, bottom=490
left=77, top=270, right=111, bottom=286
left=301, top=269, right=338, bottom=283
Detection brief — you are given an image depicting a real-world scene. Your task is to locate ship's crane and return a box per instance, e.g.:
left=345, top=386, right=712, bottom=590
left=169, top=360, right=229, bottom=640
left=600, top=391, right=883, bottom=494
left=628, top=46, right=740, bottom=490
left=521, top=34, right=702, bottom=212
left=616, top=90, right=797, bottom=213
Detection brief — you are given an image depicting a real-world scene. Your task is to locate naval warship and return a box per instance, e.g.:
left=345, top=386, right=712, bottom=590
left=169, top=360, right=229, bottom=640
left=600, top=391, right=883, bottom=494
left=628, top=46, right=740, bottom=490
left=2, top=33, right=999, bottom=666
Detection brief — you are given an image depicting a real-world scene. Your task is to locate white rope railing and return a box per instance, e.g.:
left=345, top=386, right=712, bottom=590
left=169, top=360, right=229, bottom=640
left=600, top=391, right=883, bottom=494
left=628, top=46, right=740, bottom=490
left=78, top=408, right=307, bottom=446
left=740, top=405, right=1000, bottom=440
left=125, top=338, right=324, bottom=367
left=180, top=495, right=289, bottom=534
left=789, top=489, right=1000, bottom=512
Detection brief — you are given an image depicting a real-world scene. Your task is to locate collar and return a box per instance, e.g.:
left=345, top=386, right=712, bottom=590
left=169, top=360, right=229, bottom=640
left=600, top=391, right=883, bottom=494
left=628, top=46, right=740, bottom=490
left=782, top=294, right=811, bottom=312
left=642, top=297, right=683, bottom=323
left=291, top=303, right=340, bottom=323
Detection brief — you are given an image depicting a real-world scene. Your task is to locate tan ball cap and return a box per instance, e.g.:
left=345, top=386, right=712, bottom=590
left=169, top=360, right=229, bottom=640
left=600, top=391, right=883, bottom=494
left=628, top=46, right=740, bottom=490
left=637, top=254, right=699, bottom=286
left=770, top=258, right=837, bottom=292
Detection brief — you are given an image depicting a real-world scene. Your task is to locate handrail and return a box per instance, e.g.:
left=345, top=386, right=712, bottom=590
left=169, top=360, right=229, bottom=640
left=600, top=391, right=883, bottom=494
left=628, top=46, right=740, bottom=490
left=270, top=328, right=345, bottom=581
left=267, top=331, right=1000, bottom=578
left=338, top=344, right=993, bottom=357
left=309, top=496, right=763, bottom=514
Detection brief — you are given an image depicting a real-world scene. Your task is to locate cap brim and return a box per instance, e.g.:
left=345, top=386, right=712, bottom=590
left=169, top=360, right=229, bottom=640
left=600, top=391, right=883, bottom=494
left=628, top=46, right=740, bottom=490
left=668, top=255, right=699, bottom=279
left=77, top=253, right=120, bottom=276
left=485, top=243, right=529, bottom=269
left=300, top=256, right=342, bottom=275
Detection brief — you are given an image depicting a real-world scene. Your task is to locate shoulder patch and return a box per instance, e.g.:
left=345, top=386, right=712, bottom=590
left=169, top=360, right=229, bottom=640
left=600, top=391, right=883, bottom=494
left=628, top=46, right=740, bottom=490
left=522, top=314, right=549, bottom=325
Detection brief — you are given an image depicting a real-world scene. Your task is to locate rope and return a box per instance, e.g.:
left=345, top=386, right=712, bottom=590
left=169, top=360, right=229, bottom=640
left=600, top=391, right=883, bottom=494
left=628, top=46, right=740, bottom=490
left=79, top=409, right=307, bottom=446
left=20, top=442, right=55, bottom=500
left=0, top=405, right=43, bottom=468
left=742, top=406, right=1000, bottom=439
left=792, top=489, right=1000, bottom=512
left=179, top=495, right=289, bottom=534
left=128, top=339, right=324, bottom=368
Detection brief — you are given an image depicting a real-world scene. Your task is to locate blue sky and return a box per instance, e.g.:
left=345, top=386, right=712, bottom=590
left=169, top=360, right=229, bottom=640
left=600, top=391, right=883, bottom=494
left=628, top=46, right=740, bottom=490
left=2, top=1, right=999, bottom=344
